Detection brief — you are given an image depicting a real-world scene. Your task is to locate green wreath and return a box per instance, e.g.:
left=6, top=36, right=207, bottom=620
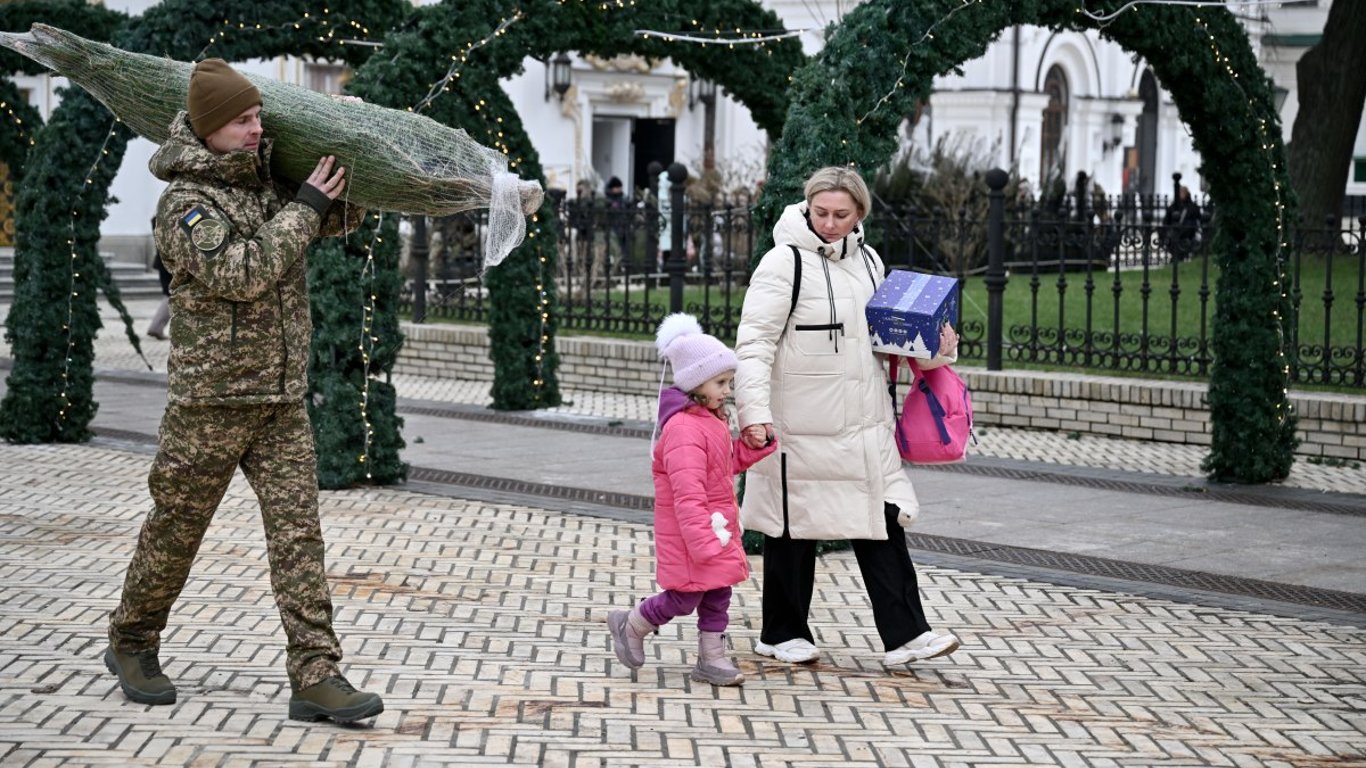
left=762, top=0, right=1295, bottom=483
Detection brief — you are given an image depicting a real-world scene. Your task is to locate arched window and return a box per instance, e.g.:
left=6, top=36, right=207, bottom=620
left=1040, top=65, right=1069, bottom=184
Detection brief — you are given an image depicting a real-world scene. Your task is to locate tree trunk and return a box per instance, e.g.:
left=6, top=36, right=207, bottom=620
left=1287, top=0, right=1366, bottom=226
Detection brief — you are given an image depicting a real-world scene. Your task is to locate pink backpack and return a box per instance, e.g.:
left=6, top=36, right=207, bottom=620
left=889, top=357, right=974, bottom=464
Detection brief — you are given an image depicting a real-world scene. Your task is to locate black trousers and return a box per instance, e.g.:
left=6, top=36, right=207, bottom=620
left=760, top=502, right=933, bottom=652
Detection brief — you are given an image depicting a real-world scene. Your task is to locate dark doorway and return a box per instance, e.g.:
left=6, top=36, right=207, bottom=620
left=633, top=118, right=676, bottom=199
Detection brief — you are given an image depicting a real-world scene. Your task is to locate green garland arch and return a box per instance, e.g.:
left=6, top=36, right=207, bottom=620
left=761, top=0, right=1296, bottom=484
left=0, top=0, right=120, bottom=185
left=0, top=0, right=123, bottom=300
left=0, top=0, right=411, bottom=484
left=347, top=0, right=805, bottom=410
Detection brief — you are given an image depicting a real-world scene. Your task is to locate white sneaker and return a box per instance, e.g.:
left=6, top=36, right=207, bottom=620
left=883, top=630, right=961, bottom=666
left=754, top=638, right=820, bottom=664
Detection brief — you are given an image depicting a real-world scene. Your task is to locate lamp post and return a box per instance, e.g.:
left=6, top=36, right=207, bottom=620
left=692, top=78, right=718, bottom=172
left=984, top=168, right=1008, bottom=370
left=1103, top=113, right=1124, bottom=154
left=545, top=52, right=572, bottom=102
left=666, top=163, right=689, bottom=313
left=1272, top=83, right=1289, bottom=114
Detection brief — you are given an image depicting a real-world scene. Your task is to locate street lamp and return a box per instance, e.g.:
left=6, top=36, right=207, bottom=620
left=689, top=77, right=717, bottom=111
left=545, top=52, right=572, bottom=102
left=690, top=78, right=718, bottom=172
left=1103, top=113, right=1124, bottom=154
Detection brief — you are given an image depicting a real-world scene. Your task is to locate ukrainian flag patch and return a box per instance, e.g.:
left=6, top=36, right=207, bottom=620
left=182, top=207, right=205, bottom=228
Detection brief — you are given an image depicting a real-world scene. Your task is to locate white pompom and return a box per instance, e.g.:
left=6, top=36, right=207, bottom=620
left=655, top=312, right=702, bottom=358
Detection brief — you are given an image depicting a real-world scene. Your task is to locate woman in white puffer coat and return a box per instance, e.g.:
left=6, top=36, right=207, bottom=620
left=734, top=166, right=961, bottom=668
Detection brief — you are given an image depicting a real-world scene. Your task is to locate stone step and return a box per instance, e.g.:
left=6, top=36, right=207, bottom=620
left=0, top=250, right=163, bottom=302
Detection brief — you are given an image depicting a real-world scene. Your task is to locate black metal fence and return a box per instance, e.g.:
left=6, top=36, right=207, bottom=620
left=400, top=187, right=1366, bottom=389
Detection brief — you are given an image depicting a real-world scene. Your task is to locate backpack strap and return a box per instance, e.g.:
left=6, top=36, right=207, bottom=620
left=787, top=244, right=802, bottom=323
left=910, top=358, right=952, bottom=445
left=889, top=356, right=907, bottom=453
left=891, top=357, right=953, bottom=450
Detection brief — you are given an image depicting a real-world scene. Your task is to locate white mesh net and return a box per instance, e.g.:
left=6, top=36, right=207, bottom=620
left=0, top=23, right=544, bottom=269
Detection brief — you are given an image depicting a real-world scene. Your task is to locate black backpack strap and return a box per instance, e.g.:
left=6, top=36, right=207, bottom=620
left=787, top=244, right=802, bottom=323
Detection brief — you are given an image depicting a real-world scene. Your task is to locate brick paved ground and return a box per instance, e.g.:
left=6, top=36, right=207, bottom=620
left=2, top=442, right=1363, bottom=767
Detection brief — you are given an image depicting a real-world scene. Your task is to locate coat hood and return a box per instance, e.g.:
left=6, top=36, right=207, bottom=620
left=772, top=201, right=867, bottom=260
left=149, top=110, right=273, bottom=189
left=656, top=386, right=694, bottom=428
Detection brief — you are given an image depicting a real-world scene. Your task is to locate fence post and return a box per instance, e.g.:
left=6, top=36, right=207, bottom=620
left=985, top=168, right=1008, bottom=370
left=1171, top=171, right=1182, bottom=200
left=666, top=162, right=689, bottom=314
left=411, top=214, right=428, bottom=324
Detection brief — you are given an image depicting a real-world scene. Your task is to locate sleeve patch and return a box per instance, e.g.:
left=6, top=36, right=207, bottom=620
left=178, top=206, right=227, bottom=255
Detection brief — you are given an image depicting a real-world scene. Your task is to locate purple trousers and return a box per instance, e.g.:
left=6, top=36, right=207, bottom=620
left=639, top=586, right=732, bottom=633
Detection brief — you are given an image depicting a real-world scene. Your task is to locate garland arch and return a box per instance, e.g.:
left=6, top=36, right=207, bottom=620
left=760, top=0, right=1296, bottom=483
left=0, top=0, right=124, bottom=176
left=346, top=0, right=806, bottom=410
left=0, top=0, right=412, bottom=487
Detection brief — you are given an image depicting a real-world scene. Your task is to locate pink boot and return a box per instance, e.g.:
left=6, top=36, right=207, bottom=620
left=690, top=631, right=743, bottom=686
left=607, top=607, right=656, bottom=669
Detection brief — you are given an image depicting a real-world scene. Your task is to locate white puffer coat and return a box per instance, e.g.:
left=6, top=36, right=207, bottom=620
left=735, top=203, right=919, bottom=541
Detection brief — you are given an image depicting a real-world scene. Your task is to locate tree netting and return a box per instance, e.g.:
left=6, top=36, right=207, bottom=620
left=0, top=23, right=542, bottom=268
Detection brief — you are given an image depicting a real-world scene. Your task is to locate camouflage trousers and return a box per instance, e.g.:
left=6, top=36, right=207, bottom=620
left=108, top=400, right=342, bottom=690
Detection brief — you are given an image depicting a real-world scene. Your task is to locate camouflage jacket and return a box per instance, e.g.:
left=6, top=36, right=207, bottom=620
left=151, top=112, right=363, bottom=405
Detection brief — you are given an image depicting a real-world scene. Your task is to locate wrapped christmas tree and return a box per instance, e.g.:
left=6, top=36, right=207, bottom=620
left=0, top=23, right=543, bottom=267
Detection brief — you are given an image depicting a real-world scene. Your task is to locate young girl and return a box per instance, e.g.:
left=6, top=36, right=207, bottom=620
left=608, top=313, right=777, bottom=686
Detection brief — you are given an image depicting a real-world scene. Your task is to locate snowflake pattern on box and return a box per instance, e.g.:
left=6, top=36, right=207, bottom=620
left=865, top=270, right=959, bottom=358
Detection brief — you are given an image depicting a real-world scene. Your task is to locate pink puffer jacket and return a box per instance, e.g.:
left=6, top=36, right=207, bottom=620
left=652, top=389, right=777, bottom=592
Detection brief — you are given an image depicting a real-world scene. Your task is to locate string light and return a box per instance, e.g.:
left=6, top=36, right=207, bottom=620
left=197, top=6, right=383, bottom=60
left=0, top=99, right=35, bottom=148
left=59, top=119, right=148, bottom=427
left=634, top=29, right=804, bottom=46
left=355, top=207, right=382, bottom=479
left=411, top=13, right=524, bottom=114
left=1193, top=13, right=1294, bottom=421
left=1078, top=0, right=1316, bottom=25
left=857, top=0, right=985, bottom=126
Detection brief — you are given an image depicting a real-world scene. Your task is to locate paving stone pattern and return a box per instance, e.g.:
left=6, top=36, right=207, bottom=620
left=2, top=443, right=1364, bottom=767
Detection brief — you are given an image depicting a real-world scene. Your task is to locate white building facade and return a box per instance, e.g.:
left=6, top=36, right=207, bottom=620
left=4, top=0, right=1358, bottom=262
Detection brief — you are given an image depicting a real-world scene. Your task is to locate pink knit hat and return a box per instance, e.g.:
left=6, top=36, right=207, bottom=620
left=655, top=313, right=736, bottom=392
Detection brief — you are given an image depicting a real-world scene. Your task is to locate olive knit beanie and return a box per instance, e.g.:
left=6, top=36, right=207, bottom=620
left=188, top=58, right=261, bottom=139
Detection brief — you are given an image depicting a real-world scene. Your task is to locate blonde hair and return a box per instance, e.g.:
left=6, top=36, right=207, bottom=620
left=803, top=166, right=871, bottom=219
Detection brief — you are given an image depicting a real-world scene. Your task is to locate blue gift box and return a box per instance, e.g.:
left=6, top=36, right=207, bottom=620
left=865, top=270, right=959, bottom=358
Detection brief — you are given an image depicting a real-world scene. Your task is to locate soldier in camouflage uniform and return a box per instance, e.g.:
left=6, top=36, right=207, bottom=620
left=104, top=59, right=383, bottom=724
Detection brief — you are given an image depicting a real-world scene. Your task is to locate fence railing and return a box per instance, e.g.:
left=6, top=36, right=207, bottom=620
left=399, top=190, right=1366, bottom=389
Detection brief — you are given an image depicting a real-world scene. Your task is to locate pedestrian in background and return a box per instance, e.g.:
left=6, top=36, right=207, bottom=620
left=608, top=313, right=776, bottom=686
left=104, top=58, right=382, bottom=724
left=145, top=218, right=171, bottom=340
left=734, top=165, right=961, bottom=668
left=1163, top=185, right=1202, bottom=261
